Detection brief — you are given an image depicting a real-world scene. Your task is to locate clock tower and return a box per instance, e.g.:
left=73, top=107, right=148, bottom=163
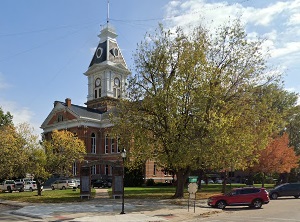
left=84, top=23, right=130, bottom=112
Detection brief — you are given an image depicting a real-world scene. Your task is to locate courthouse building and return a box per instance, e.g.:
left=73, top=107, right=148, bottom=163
left=41, top=23, right=173, bottom=183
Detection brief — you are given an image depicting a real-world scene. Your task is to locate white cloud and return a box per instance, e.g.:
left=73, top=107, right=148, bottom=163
left=0, top=73, right=41, bottom=136
left=288, top=13, right=300, bottom=26
left=1, top=99, right=37, bottom=127
left=271, top=41, right=300, bottom=58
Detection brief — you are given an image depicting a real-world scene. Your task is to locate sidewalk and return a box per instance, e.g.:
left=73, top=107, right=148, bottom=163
left=0, top=189, right=221, bottom=221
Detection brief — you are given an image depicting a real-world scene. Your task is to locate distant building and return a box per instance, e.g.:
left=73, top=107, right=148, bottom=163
left=41, top=23, right=173, bottom=183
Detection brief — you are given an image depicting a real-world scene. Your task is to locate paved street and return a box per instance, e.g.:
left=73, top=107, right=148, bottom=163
left=186, top=197, right=300, bottom=222
left=1, top=189, right=300, bottom=222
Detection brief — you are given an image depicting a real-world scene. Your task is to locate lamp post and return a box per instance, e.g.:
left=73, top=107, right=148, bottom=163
left=120, top=148, right=126, bottom=214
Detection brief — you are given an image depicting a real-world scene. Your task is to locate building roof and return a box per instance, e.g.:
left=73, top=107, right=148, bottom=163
left=40, top=99, right=111, bottom=132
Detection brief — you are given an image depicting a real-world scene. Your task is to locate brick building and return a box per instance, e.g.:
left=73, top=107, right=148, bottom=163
left=41, top=23, right=173, bottom=183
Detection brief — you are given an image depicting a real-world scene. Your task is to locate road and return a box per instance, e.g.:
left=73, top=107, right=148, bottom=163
left=0, top=197, right=300, bottom=221
left=189, top=197, right=300, bottom=222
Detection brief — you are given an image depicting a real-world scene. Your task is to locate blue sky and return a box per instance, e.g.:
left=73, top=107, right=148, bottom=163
left=1, top=0, right=300, bottom=136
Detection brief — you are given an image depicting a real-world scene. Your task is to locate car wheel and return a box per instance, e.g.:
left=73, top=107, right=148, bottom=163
left=62, top=186, right=66, bottom=190
left=216, top=200, right=226, bottom=209
left=271, top=193, right=278, bottom=200
left=252, top=199, right=263, bottom=209
left=29, top=187, right=33, bottom=192
left=294, top=195, right=299, bottom=199
left=51, top=186, right=55, bottom=190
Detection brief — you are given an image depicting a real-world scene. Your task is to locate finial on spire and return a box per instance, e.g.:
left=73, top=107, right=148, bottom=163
left=107, top=0, right=110, bottom=24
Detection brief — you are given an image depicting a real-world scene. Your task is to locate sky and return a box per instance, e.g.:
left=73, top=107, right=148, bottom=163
left=1, top=0, right=300, bottom=136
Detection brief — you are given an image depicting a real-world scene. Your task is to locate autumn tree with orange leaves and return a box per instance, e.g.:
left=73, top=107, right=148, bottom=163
left=252, top=133, right=299, bottom=187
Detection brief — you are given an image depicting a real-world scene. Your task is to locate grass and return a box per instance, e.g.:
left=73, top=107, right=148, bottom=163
left=0, top=183, right=275, bottom=203
left=0, top=189, right=96, bottom=203
left=110, top=183, right=276, bottom=200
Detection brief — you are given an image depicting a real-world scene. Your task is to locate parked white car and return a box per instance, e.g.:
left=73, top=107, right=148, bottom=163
left=51, top=179, right=76, bottom=190
left=74, top=179, right=80, bottom=189
left=24, top=181, right=42, bottom=192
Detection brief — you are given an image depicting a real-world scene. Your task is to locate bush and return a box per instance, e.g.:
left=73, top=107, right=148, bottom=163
left=146, top=179, right=155, bottom=186
left=124, top=168, right=144, bottom=187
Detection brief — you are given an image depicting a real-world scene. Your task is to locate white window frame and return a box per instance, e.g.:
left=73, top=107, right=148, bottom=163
left=91, top=165, right=96, bottom=175
left=105, top=134, right=109, bottom=154
left=73, top=162, right=77, bottom=176
left=111, top=138, right=115, bottom=153
left=91, top=133, right=96, bottom=154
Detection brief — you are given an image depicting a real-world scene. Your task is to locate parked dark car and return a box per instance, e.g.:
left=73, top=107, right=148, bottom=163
left=92, top=179, right=111, bottom=188
left=268, top=183, right=300, bottom=199
left=207, top=187, right=269, bottom=209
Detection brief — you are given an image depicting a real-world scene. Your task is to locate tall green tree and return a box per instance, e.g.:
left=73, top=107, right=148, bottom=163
left=0, top=107, right=13, bottom=127
left=43, top=130, right=86, bottom=177
left=0, top=125, right=26, bottom=179
left=112, top=21, right=285, bottom=198
left=16, top=123, right=50, bottom=195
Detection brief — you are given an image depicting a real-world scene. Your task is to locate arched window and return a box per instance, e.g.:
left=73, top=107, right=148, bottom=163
left=113, top=77, right=121, bottom=98
left=94, top=78, right=101, bottom=99
left=105, top=134, right=109, bottom=154
left=91, top=165, right=96, bottom=175
left=72, top=162, right=77, bottom=176
left=111, top=137, right=115, bottom=153
left=91, top=133, right=96, bottom=154
left=105, top=165, right=109, bottom=175
left=117, top=137, right=120, bottom=153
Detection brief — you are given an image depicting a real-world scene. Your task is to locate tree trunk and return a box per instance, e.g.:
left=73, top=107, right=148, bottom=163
left=198, top=169, right=204, bottom=190
left=174, top=168, right=190, bottom=198
left=261, top=172, right=265, bottom=188
left=222, top=171, right=227, bottom=194
left=36, top=179, right=43, bottom=196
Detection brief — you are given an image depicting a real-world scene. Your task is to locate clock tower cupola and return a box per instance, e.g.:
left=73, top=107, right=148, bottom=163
left=84, top=22, right=130, bottom=112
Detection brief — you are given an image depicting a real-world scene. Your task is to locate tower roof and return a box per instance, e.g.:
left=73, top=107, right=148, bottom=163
left=89, top=24, right=128, bottom=69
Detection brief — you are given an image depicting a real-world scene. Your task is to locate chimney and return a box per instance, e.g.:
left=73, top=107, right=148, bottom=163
left=65, top=98, right=71, bottom=107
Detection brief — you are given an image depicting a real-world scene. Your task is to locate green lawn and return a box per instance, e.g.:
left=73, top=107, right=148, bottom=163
left=0, top=184, right=275, bottom=203
left=109, top=183, right=276, bottom=200
left=0, top=188, right=96, bottom=203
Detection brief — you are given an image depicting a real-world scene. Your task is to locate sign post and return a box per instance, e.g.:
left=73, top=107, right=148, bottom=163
left=188, top=176, right=198, bottom=213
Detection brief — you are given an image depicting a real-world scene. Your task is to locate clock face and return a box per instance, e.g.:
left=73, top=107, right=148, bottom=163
left=114, top=78, right=120, bottom=86
left=95, top=78, right=101, bottom=87
left=96, top=47, right=103, bottom=58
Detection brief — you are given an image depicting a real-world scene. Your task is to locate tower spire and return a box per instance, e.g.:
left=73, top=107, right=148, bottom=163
left=107, top=0, right=110, bottom=25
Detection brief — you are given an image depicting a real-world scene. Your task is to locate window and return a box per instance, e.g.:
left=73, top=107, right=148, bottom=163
left=91, top=133, right=96, bottom=154
left=105, top=134, right=109, bottom=154
left=95, top=78, right=101, bottom=99
left=111, top=138, right=115, bottom=153
left=105, top=165, right=109, bottom=175
left=117, top=137, right=120, bottom=153
left=113, top=77, right=121, bottom=98
left=153, top=163, right=157, bottom=176
left=91, top=165, right=96, bottom=175
left=57, top=114, right=63, bottom=122
left=72, top=162, right=77, bottom=176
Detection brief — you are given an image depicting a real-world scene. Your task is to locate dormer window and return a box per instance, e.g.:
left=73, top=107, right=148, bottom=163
left=96, top=47, right=103, bottom=58
left=111, top=48, right=119, bottom=57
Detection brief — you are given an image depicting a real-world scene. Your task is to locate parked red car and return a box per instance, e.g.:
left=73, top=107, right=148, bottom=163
left=207, top=187, right=269, bottom=209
